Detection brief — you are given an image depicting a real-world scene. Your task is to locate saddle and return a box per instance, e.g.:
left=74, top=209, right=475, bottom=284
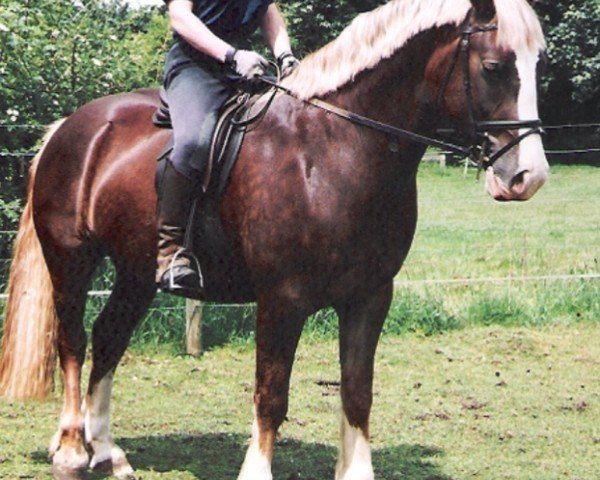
left=151, top=84, right=276, bottom=301
left=152, top=87, right=256, bottom=197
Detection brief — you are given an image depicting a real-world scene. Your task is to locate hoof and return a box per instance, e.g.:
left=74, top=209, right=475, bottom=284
left=52, top=444, right=89, bottom=474
left=52, top=464, right=86, bottom=480
left=91, top=452, right=135, bottom=479
left=92, top=460, right=137, bottom=479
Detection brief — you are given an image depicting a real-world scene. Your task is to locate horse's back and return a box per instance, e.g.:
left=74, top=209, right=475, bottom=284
left=33, top=89, right=169, bottom=263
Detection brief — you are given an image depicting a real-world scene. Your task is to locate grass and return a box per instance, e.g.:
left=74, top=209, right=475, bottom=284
left=0, top=325, right=598, bottom=479
left=403, top=162, right=599, bottom=281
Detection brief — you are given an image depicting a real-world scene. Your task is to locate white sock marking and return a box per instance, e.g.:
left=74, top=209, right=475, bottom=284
left=83, top=371, right=132, bottom=475
left=336, top=411, right=374, bottom=480
left=237, top=407, right=273, bottom=480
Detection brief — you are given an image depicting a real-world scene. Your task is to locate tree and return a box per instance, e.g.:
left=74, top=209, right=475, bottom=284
left=279, top=1, right=386, bottom=57
left=536, top=0, right=599, bottom=122
left=534, top=0, right=600, bottom=159
left=0, top=0, right=169, bottom=229
left=0, top=0, right=168, bottom=143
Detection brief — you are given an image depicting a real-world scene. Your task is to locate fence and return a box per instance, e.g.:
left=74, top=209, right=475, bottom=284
left=1, top=122, right=600, bottom=160
left=1, top=123, right=599, bottom=353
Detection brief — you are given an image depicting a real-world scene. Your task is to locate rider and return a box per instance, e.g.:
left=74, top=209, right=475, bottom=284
left=157, top=0, right=299, bottom=294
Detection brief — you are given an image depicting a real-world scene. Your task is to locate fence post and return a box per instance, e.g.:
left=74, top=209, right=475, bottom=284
left=185, top=299, right=203, bottom=356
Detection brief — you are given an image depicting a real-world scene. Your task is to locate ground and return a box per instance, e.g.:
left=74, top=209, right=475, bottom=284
left=0, top=325, right=598, bottom=479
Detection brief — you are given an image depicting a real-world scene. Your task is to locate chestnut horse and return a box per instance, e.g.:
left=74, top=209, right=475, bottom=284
left=0, top=0, right=548, bottom=478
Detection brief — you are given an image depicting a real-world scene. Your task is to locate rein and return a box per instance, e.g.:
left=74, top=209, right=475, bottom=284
left=260, top=11, right=543, bottom=174
left=261, top=76, right=473, bottom=157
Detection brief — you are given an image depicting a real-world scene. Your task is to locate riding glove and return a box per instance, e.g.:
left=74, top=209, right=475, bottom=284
left=277, top=51, right=300, bottom=78
left=229, top=49, right=269, bottom=79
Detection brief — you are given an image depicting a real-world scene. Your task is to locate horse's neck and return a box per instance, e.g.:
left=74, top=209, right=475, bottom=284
left=331, top=26, right=449, bottom=136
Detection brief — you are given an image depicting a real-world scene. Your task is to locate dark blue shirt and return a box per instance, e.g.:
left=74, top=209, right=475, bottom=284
left=165, top=0, right=273, bottom=37
left=194, top=0, right=273, bottom=35
left=164, top=0, right=273, bottom=75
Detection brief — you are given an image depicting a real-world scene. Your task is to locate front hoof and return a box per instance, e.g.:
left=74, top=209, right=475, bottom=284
left=92, top=460, right=137, bottom=479
left=90, top=450, right=135, bottom=479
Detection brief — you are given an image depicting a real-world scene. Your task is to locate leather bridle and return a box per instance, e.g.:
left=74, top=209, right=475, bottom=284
left=259, top=11, right=544, bottom=172
left=436, top=15, right=543, bottom=171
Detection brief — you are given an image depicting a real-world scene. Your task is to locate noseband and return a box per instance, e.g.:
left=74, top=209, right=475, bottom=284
left=261, top=12, right=543, bottom=172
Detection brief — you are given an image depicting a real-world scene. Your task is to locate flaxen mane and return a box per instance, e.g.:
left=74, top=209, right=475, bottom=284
left=284, top=0, right=545, bottom=100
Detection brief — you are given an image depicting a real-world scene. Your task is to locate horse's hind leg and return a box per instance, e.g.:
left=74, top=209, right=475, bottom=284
left=46, top=247, right=101, bottom=474
left=83, top=260, right=156, bottom=477
left=334, top=282, right=393, bottom=480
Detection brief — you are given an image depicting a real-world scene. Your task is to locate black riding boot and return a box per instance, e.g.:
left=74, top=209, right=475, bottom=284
left=155, top=161, right=202, bottom=296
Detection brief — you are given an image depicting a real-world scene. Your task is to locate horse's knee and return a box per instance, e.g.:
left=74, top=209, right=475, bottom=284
left=171, top=136, right=207, bottom=176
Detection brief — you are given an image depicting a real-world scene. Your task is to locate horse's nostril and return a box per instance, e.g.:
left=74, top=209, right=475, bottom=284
left=510, top=170, right=528, bottom=189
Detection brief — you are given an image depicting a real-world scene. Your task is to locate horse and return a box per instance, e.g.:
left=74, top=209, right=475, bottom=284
left=0, top=0, right=548, bottom=478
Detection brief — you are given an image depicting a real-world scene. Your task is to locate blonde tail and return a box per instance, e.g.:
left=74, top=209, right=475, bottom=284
left=0, top=120, right=64, bottom=400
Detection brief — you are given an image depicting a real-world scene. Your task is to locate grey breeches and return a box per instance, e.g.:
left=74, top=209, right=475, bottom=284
left=164, top=64, right=232, bottom=179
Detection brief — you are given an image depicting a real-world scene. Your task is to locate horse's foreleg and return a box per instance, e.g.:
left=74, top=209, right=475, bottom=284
left=83, top=264, right=156, bottom=478
left=238, top=297, right=306, bottom=480
left=334, top=282, right=392, bottom=480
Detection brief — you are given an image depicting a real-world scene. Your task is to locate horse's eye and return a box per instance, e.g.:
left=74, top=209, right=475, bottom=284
left=482, top=59, right=501, bottom=72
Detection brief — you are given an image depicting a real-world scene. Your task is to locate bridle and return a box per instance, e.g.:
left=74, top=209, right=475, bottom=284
left=436, top=14, right=543, bottom=171
left=258, top=10, right=543, bottom=173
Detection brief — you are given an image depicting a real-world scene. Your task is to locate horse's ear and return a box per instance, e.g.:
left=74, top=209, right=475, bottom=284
left=470, top=0, right=496, bottom=22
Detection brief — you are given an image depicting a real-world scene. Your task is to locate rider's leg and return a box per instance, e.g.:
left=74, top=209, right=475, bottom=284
left=156, top=64, right=230, bottom=293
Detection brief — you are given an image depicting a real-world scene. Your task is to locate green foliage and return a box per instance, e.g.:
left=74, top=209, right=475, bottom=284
left=0, top=197, right=21, bottom=230
left=536, top=0, right=600, bottom=121
left=201, top=303, right=256, bottom=348
left=279, top=1, right=386, bottom=57
left=0, top=0, right=168, bottom=153
left=88, top=279, right=598, bottom=353
left=466, top=294, right=532, bottom=327
left=534, top=1, right=599, bottom=157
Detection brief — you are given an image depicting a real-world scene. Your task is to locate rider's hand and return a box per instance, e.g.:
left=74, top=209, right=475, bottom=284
left=230, top=50, right=268, bottom=79
left=277, top=51, right=300, bottom=78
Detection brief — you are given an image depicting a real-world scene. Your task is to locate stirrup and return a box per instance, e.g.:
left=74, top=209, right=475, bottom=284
left=161, top=248, right=204, bottom=295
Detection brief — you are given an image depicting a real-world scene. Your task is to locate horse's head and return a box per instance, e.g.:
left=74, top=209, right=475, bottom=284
left=432, top=0, right=549, bottom=201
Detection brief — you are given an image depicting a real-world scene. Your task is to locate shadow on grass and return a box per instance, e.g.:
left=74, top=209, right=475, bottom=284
left=119, top=433, right=451, bottom=479
left=30, top=433, right=452, bottom=479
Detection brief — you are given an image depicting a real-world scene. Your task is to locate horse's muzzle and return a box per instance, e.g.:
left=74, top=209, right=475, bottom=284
left=485, top=164, right=548, bottom=201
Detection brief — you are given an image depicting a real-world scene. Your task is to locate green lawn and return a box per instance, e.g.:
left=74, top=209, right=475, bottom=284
left=0, top=325, right=598, bottom=479
left=404, top=162, right=599, bottom=281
